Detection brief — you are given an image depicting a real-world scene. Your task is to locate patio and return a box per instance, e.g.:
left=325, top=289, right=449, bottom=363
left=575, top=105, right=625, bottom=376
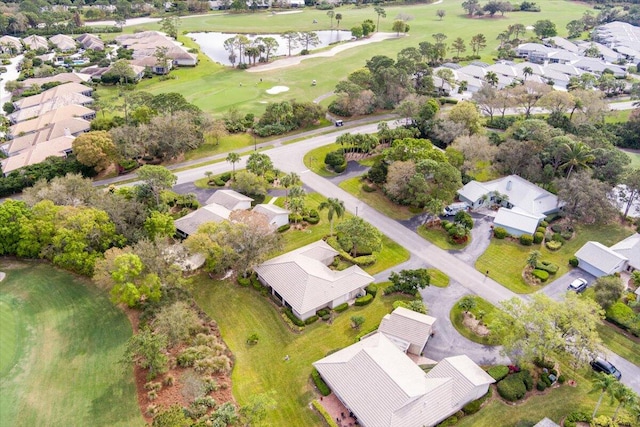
left=317, top=393, right=358, bottom=427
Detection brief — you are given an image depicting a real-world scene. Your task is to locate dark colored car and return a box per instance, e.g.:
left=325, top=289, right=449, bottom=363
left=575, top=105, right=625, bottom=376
left=591, top=358, right=622, bottom=380
left=567, top=278, right=588, bottom=293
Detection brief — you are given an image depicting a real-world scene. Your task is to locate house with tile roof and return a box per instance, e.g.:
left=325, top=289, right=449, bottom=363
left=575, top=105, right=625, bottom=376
left=76, top=33, right=104, bottom=51
left=2, top=118, right=90, bottom=157
left=22, top=35, right=48, bottom=51
left=9, top=104, right=95, bottom=137
left=378, top=307, right=436, bottom=356
left=8, top=92, right=94, bottom=124
left=0, top=35, right=23, bottom=53
left=21, top=72, right=92, bottom=89
left=49, top=34, right=76, bottom=51
left=255, top=240, right=374, bottom=320
left=1, top=135, right=75, bottom=175
left=12, top=82, right=93, bottom=111
left=313, top=333, right=494, bottom=427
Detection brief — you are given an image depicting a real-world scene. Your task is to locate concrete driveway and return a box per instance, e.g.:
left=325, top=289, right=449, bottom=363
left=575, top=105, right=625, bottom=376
left=540, top=269, right=596, bottom=301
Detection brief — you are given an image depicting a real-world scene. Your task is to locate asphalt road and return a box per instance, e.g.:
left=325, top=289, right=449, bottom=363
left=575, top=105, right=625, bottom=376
left=106, top=120, right=640, bottom=393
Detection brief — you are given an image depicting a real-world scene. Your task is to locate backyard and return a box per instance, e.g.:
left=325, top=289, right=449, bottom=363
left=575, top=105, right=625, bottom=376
left=475, top=224, right=634, bottom=294
left=192, top=278, right=414, bottom=427
left=0, top=261, right=142, bottom=427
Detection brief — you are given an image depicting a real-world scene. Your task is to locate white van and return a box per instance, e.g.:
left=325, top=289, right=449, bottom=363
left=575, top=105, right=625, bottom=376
left=442, top=202, right=468, bottom=216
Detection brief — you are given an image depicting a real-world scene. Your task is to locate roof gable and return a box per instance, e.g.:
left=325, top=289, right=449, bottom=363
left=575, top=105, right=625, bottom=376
left=493, top=207, right=542, bottom=234
left=609, top=233, right=640, bottom=269
left=379, top=307, right=436, bottom=352
left=205, top=189, right=253, bottom=210
left=575, top=241, right=628, bottom=273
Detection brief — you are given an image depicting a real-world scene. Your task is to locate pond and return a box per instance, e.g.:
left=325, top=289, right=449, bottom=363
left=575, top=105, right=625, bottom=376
left=188, top=30, right=352, bottom=66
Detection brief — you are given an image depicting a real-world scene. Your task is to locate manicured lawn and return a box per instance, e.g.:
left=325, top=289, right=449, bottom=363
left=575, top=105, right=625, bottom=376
left=449, top=296, right=501, bottom=346
left=416, top=224, right=470, bottom=250
left=192, top=278, right=414, bottom=427
left=605, top=109, right=632, bottom=123
left=106, top=1, right=593, bottom=116
left=621, top=149, right=640, bottom=169
left=428, top=268, right=450, bottom=288
left=457, top=369, right=618, bottom=427
left=276, top=193, right=410, bottom=275
left=184, top=133, right=255, bottom=161
left=0, top=262, right=142, bottom=427
left=338, top=177, right=415, bottom=221
left=596, top=322, right=640, bottom=367
left=475, top=224, right=634, bottom=294
left=303, top=143, right=341, bottom=177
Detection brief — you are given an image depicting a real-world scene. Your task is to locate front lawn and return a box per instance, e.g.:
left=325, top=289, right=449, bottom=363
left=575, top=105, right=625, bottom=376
left=338, top=177, right=415, bottom=221
left=475, top=224, right=634, bottom=294
left=596, top=322, right=640, bottom=367
left=417, top=224, right=470, bottom=250
left=449, top=296, right=500, bottom=346
left=192, top=278, right=413, bottom=427
left=428, top=268, right=450, bottom=288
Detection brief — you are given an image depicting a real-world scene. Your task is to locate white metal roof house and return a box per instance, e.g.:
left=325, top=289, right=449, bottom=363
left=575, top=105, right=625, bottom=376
left=493, top=207, right=545, bottom=237
left=174, top=203, right=235, bottom=238
left=458, top=175, right=561, bottom=216
left=574, top=241, right=628, bottom=278
left=205, top=189, right=253, bottom=211
left=252, top=204, right=290, bottom=229
left=609, top=233, right=640, bottom=273
left=378, top=307, right=436, bottom=356
left=255, top=240, right=374, bottom=320
left=313, top=333, right=494, bottom=427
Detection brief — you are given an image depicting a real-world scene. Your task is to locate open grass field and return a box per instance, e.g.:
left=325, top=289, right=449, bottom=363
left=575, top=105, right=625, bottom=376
left=105, top=0, right=593, bottom=116
left=192, top=277, right=414, bottom=427
left=475, top=224, right=634, bottom=294
left=275, top=192, right=410, bottom=274
left=621, top=149, right=640, bottom=169
left=0, top=261, right=142, bottom=427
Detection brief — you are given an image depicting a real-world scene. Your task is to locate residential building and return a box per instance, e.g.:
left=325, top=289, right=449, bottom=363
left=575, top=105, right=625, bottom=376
left=1, top=135, right=75, bottom=175
left=2, top=118, right=90, bottom=157
left=12, top=82, right=93, bottom=112
left=255, top=240, right=374, bottom=320
left=0, top=35, right=23, bottom=54
left=9, top=92, right=94, bottom=124
left=205, top=189, right=253, bottom=211
left=49, top=34, right=76, bottom=51
left=378, top=307, right=436, bottom=356
left=21, top=72, right=92, bottom=89
left=9, top=105, right=95, bottom=138
left=493, top=207, right=545, bottom=237
left=574, top=241, right=628, bottom=277
left=22, top=35, right=48, bottom=51
left=76, top=33, right=105, bottom=51
left=252, top=204, right=290, bottom=229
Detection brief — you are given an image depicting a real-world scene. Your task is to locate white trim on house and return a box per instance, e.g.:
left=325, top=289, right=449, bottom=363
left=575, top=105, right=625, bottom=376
left=574, top=241, right=628, bottom=277
left=493, top=207, right=544, bottom=237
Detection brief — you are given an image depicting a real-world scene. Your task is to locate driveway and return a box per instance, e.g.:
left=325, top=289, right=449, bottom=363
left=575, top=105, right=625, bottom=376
left=449, top=214, right=494, bottom=264
left=540, top=269, right=596, bottom=301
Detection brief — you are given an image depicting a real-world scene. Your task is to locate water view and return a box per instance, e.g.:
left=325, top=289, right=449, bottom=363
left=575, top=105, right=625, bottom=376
left=188, top=30, right=352, bottom=66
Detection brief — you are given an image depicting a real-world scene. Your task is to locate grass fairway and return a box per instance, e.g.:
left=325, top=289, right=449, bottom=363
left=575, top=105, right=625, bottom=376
left=192, top=277, right=413, bottom=427
left=109, top=0, right=592, bottom=116
left=475, top=224, right=634, bottom=293
left=0, top=262, right=142, bottom=427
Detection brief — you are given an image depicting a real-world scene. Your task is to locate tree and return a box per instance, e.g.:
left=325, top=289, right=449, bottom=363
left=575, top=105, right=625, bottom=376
left=246, top=152, right=273, bottom=177
left=123, top=328, right=168, bottom=379
left=566, top=19, right=585, bottom=38
left=462, top=0, right=480, bottom=16
left=470, top=33, right=487, bottom=56
left=144, top=211, right=176, bottom=241
left=336, top=216, right=382, bottom=257
left=392, top=20, right=407, bottom=36
left=159, top=16, right=179, bottom=39
left=483, top=1, right=502, bottom=16
left=533, top=19, right=557, bottom=38
left=104, top=252, right=162, bottom=307
left=0, top=199, right=30, bottom=256
left=509, top=81, right=552, bottom=118
left=388, top=269, right=431, bottom=294
left=374, top=6, right=386, bottom=31
left=260, top=36, right=279, bottom=62
left=448, top=101, right=482, bottom=134
left=231, top=170, right=268, bottom=197
left=436, top=9, right=446, bottom=20
left=335, top=13, right=343, bottom=28
left=327, top=10, right=334, bottom=28
left=591, top=372, right=619, bottom=418
left=102, top=59, right=137, bottom=85
left=560, top=141, right=595, bottom=178
left=136, top=165, right=177, bottom=208
left=153, top=301, right=202, bottom=348
left=299, top=31, right=320, bottom=52
left=279, top=172, right=301, bottom=200
left=436, top=68, right=455, bottom=93
left=362, top=19, right=376, bottom=37
left=318, top=197, right=345, bottom=235
left=458, top=296, right=476, bottom=313
left=351, top=315, right=365, bottom=330
left=451, top=37, right=466, bottom=58
left=556, top=172, right=617, bottom=225
left=226, top=152, right=241, bottom=180
left=282, top=31, right=299, bottom=56
left=493, top=293, right=603, bottom=367
left=620, top=168, right=640, bottom=218
left=526, top=250, right=542, bottom=268
left=72, top=131, right=118, bottom=172
left=145, top=111, right=204, bottom=160
left=208, top=119, right=229, bottom=145
left=593, top=276, right=624, bottom=309
left=611, top=383, right=637, bottom=421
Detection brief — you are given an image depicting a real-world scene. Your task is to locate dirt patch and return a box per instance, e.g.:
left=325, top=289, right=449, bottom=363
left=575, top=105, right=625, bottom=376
left=462, top=312, right=490, bottom=336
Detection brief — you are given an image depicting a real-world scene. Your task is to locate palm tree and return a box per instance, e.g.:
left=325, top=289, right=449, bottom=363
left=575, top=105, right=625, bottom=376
left=560, top=142, right=595, bottom=178
left=485, top=71, right=499, bottom=87
left=335, top=13, right=343, bottom=29
left=374, top=6, right=386, bottom=32
left=318, top=197, right=345, bottom=236
left=327, top=10, right=334, bottom=28
left=591, top=372, right=618, bottom=418
left=226, top=152, right=241, bottom=180
left=279, top=172, right=300, bottom=200
left=611, top=382, right=637, bottom=421
left=526, top=250, right=541, bottom=268
left=523, top=66, right=533, bottom=82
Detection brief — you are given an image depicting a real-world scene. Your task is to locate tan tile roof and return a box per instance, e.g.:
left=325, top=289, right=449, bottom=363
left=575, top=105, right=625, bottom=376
left=14, top=82, right=93, bottom=110
left=21, top=72, right=92, bottom=88
left=6, top=118, right=89, bottom=155
left=9, top=93, right=94, bottom=123
left=2, top=135, right=75, bottom=174
left=49, top=34, right=76, bottom=51
left=0, top=35, right=23, bottom=52
left=22, top=35, right=48, bottom=50
left=10, top=105, right=95, bottom=136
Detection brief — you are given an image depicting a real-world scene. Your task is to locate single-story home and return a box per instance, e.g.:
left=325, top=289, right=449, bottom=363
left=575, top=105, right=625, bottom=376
left=252, top=204, right=290, bottom=229
left=254, top=240, right=374, bottom=321
left=1, top=135, right=75, bottom=175
left=458, top=175, right=561, bottom=217
left=493, top=207, right=545, bottom=237
left=8, top=92, right=94, bottom=124
left=76, top=33, right=104, bottom=51
left=49, top=34, right=76, bottom=51
left=0, top=35, right=23, bottom=53
left=12, top=82, right=93, bottom=111
left=21, top=72, right=92, bottom=89
left=174, top=203, right=235, bottom=238
left=206, top=189, right=253, bottom=211
left=574, top=241, right=628, bottom=278
left=378, top=307, right=436, bottom=356
left=22, top=35, right=48, bottom=51
left=608, top=233, right=640, bottom=273
left=9, top=104, right=96, bottom=137
left=2, top=118, right=90, bottom=156
left=313, top=333, right=494, bottom=427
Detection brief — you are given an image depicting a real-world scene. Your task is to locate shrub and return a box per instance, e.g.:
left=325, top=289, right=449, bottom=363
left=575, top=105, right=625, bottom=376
left=517, top=370, right=534, bottom=391
left=312, top=400, right=339, bottom=427
left=237, top=277, right=250, bottom=287
left=333, top=162, right=347, bottom=173
left=305, top=315, right=319, bottom=325
left=355, top=294, right=373, bottom=306
left=353, top=255, right=376, bottom=266
left=533, top=232, right=544, bottom=244
left=558, top=374, right=566, bottom=384
left=561, top=231, right=573, bottom=241
left=539, top=220, right=549, bottom=227
left=552, top=232, right=564, bottom=243
left=533, top=358, right=555, bottom=370
left=569, top=256, right=579, bottom=267
left=321, top=314, right=331, bottom=321
left=462, top=398, right=482, bottom=415
left=487, top=365, right=509, bottom=381
left=334, top=303, right=349, bottom=312
left=277, top=223, right=291, bottom=233
left=520, top=234, right=533, bottom=246
left=220, top=172, right=231, bottom=182
left=494, top=227, right=508, bottom=239
left=535, top=261, right=559, bottom=274
left=366, top=284, right=378, bottom=297
left=592, top=416, right=615, bottom=427
left=362, top=183, right=376, bottom=192
left=305, top=215, right=320, bottom=225
left=550, top=224, right=562, bottom=233
left=497, top=376, right=527, bottom=401
left=439, top=415, right=459, bottom=426
left=317, top=308, right=330, bottom=317
left=324, top=150, right=345, bottom=167
left=545, top=240, right=562, bottom=251
left=536, top=226, right=546, bottom=234
left=532, top=269, right=549, bottom=282
left=606, top=301, right=639, bottom=335
left=283, top=308, right=305, bottom=327
left=564, top=411, right=591, bottom=427
left=536, top=381, right=547, bottom=391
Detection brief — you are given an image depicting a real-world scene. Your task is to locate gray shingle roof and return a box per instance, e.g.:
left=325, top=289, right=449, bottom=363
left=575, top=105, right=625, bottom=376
left=493, top=207, right=543, bottom=235
left=205, top=189, right=253, bottom=210
left=252, top=203, right=289, bottom=220
left=610, top=233, right=640, bottom=270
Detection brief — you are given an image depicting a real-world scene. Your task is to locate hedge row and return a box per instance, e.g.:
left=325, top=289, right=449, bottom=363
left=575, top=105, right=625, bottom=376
left=355, top=294, right=373, bottom=306
left=283, top=308, right=305, bottom=327
left=535, top=260, right=559, bottom=274
left=606, top=302, right=640, bottom=336
left=532, top=269, right=549, bottom=282
left=496, top=370, right=533, bottom=402
left=334, top=303, right=349, bottom=312
left=311, top=369, right=331, bottom=396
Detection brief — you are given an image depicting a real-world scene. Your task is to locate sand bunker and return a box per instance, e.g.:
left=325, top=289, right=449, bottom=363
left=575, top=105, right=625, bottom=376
left=266, top=86, right=290, bottom=94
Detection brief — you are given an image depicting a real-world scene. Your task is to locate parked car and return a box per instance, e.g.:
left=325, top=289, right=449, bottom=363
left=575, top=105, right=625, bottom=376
left=567, top=278, right=588, bottom=293
left=442, top=202, right=468, bottom=216
left=334, top=120, right=344, bottom=127
left=591, top=358, right=622, bottom=380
